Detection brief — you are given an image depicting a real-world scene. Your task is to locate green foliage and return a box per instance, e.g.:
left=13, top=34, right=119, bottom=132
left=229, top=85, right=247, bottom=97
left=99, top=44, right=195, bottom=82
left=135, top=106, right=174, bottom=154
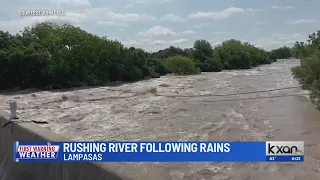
left=270, top=46, right=292, bottom=59
left=0, top=22, right=166, bottom=89
left=151, top=46, right=192, bottom=59
left=192, top=39, right=223, bottom=72
left=211, top=40, right=273, bottom=70
left=146, top=58, right=167, bottom=76
left=0, top=22, right=278, bottom=90
left=291, top=30, right=320, bottom=110
left=310, top=80, right=320, bottom=108
left=163, top=56, right=199, bottom=75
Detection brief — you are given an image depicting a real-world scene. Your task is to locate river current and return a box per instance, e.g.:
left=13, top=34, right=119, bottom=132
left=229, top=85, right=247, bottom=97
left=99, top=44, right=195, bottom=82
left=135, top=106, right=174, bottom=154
left=0, top=59, right=319, bottom=180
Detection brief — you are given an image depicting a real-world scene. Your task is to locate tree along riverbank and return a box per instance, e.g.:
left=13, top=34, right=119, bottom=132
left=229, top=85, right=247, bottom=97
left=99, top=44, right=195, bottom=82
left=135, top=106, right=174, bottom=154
left=0, top=22, right=291, bottom=91
left=291, top=30, right=320, bottom=110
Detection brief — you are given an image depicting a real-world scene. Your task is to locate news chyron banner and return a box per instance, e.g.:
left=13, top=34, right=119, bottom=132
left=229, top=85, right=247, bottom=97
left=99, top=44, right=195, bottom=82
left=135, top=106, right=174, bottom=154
left=13, top=141, right=304, bottom=162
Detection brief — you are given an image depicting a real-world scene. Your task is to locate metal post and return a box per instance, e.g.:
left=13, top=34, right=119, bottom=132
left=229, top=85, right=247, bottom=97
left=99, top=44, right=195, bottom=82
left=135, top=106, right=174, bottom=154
left=2, top=102, right=19, bottom=132
left=9, top=102, right=19, bottom=120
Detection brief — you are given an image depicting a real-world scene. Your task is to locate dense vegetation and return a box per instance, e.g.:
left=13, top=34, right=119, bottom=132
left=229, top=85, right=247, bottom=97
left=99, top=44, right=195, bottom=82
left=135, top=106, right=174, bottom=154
left=270, top=46, right=292, bottom=59
left=291, top=31, right=320, bottom=109
left=0, top=22, right=288, bottom=90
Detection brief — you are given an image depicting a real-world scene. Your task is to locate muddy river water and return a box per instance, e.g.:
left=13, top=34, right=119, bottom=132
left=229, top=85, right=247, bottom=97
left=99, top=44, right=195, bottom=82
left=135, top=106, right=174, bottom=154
left=1, top=59, right=320, bottom=180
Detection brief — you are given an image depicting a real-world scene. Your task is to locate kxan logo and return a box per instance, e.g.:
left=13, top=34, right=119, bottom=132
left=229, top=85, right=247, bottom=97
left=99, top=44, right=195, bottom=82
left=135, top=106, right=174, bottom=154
left=266, top=141, right=304, bottom=156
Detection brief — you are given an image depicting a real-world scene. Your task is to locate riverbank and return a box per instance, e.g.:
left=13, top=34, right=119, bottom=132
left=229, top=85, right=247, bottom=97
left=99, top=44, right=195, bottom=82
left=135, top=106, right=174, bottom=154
left=0, top=60, right=274, bottom=96
left=290, top=30, right=320, bottom=110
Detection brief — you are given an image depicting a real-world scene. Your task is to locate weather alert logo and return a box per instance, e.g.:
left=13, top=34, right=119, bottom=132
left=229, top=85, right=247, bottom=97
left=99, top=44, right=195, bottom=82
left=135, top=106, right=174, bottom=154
left=14, top=141, right=60, bottom=162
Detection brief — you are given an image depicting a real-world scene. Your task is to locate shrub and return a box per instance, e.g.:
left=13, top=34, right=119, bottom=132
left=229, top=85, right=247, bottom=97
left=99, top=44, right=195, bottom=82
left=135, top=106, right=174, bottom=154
left=163, top=55, right=198, bottom=75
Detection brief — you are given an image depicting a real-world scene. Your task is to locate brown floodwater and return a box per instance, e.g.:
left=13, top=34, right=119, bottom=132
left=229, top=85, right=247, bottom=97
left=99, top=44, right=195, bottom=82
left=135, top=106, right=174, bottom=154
left=0, top=59, right=319, bottom=180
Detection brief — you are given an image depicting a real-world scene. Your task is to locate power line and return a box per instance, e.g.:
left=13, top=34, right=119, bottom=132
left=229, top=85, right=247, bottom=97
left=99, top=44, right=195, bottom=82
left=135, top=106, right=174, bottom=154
left=155, top=86, right=301, bottom=98
left=186, top=93, right=309, bottom=103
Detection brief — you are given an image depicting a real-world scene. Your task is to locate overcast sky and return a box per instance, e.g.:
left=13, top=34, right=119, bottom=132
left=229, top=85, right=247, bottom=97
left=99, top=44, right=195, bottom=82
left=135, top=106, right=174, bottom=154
left=1, top=0, right=319, bottom=52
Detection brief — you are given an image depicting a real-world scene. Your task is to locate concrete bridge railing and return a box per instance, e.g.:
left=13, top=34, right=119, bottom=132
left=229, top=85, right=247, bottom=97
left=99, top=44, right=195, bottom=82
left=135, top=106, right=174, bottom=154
left=0, top=103, right=129, bottom=180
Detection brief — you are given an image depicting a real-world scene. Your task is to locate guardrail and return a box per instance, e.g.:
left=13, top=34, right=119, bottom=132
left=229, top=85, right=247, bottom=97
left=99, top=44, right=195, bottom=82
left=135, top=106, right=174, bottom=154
left=0, top=102, right=128, bottom=180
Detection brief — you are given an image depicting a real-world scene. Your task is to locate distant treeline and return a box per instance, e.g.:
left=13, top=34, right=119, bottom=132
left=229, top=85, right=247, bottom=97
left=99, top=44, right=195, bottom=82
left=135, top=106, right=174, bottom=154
left=0, top=22, right=292, bottom=90
left=291, top=30, right=320, bottom=109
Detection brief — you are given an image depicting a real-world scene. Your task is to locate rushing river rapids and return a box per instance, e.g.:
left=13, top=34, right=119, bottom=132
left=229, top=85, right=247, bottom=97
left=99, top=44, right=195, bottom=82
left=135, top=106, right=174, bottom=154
left=1, top=59, right=320, bottom=180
